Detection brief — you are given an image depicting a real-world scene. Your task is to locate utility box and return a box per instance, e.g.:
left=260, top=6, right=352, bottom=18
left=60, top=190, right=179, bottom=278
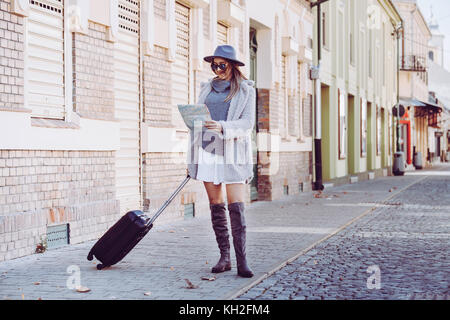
left=393, top=152, right=406, bottom=176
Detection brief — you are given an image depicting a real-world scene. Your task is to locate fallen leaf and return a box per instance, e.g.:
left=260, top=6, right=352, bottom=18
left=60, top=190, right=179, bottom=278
left=313, top=260, right=318, bottom=265
left=205, top=261, right=208, bottom=265
left=21, top=294, right=24, bottom=300
left=170, top=267, right=175, bottom=271
left=144, top=292, right=152, bottom=296
left=201, top=276, right=216, bottom=281
left=169, top=230, right=175, bottom=233
left=37, top=297, right=42, bottom=300
left=314, top=191, right=324, bottom=198
left=76, top=286, right=91, bottom=293
left=33, top=282, right=40, bottom=285
left=184, top=279, right=198, bottom=289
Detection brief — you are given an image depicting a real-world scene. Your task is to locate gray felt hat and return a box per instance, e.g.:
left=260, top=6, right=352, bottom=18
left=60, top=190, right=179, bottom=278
left=203, top=45, right=245, bottom=66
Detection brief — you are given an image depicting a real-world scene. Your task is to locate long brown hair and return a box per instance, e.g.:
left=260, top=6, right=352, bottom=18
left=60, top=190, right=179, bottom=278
left=214, top=60, right=248, bottom=102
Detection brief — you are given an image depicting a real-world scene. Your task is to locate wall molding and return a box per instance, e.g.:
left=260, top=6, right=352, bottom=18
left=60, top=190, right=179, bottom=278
left=10, top=0, right=29, bottom=17
left=0, top=110, right=120, bottom=151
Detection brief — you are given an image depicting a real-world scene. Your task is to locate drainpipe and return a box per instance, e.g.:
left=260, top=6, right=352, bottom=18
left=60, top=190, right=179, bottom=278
left=311, top=0, right=329, bottom=191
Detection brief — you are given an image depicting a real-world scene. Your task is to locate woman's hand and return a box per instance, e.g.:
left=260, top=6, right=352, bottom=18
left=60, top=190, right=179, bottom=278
left=204, top=120, right=223, bottom=134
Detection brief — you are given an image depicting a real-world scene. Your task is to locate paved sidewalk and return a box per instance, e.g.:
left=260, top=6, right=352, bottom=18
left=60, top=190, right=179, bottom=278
left=0, top=169, right=438, bottom=300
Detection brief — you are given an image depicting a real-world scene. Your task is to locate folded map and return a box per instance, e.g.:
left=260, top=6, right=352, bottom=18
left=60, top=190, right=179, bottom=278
left=177, top=104, right=212, bottom=130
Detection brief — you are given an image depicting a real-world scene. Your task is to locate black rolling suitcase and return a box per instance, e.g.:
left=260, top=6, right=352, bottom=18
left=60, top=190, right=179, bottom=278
left=87, top=175, right=191, bottom=270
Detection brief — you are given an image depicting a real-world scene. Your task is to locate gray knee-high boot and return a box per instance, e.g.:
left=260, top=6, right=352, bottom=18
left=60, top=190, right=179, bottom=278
left=210, top=203, right=232, bottom=273
left=228, top=202, right=254, bottom=278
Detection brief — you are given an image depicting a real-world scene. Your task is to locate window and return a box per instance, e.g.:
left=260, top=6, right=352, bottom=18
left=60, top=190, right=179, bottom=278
left=217, top=22, right=228, bottom=45
left=27, top=0, right=66, bottom=119
left=388, top=110, right=392, bottom=155
left=349, top=0, right=355, bottom=65
left=368, top=29, right=373, bottom=78
left=361, top=99, right=367, bottom=157
left=154, top=0, right=167, bottom=20
left=377, top=106, right=382, bottom=155
left=338, top=11, right=343, bottom=78
left=382, top=23, right=385, bottom=86
left=350, top=33, right=354, bottom=66
left=203, top=4, right=210, bottom=39
left=322, top=11, right=327, bottom=48
left=429, top=51, right=434, bottom=61
left=281, top=55, right=287, bottom=137
left=275, top=15, right=279, bottom=66
left=338, top=90, right=347, bottom=159
left=298, top=61, right=303, bottom=138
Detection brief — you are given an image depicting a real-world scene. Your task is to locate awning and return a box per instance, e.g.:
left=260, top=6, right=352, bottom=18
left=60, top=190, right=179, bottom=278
left=399, top=98, right=426, bottom=107
left=419, top=100, right=442, bottom=113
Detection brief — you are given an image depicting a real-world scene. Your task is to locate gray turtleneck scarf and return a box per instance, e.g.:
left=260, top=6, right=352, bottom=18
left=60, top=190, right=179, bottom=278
left=202, top=78, right=231, bottom=156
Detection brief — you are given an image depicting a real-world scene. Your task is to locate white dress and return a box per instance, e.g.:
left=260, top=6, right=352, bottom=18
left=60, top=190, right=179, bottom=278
left=196, top=146, right=245, bottom=185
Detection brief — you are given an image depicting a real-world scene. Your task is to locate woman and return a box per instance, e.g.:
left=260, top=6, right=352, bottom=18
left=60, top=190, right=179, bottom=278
left=186, top=45, right=255, bottom=278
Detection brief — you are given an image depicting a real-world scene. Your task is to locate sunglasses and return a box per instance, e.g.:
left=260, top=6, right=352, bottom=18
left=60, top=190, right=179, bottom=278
left=211, top=62, right=228, bottom=72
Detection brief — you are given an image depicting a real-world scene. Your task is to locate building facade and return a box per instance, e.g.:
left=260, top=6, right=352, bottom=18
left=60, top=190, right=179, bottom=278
left=393, top=0, right=433, bottom=168
left=426, top=8, right=449, bottom=163
left=0, top=0, right=314, bottom=261
left=313, top=0, right=401, bottom=186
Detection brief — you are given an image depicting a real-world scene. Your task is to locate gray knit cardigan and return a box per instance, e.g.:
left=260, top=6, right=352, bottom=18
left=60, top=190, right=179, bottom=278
left=187, top=78, right=256, bottom=184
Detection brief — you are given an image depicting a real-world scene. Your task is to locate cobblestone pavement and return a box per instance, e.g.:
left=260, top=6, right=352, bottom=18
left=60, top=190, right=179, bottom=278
left=0, top=165, right=448, bottom=300
left=236, top=165, right=450, bottom=300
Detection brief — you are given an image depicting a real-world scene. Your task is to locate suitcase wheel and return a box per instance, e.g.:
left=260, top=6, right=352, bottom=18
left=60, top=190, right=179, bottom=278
left=87, top=251, right=94, bottom=261
left=96, top=264, right=104, bottom=270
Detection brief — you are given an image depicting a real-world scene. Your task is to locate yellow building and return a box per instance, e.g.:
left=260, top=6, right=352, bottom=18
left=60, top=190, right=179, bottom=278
left=393, top=0, right=433, bottom=168
left=312, top=0, right=401, bottom=186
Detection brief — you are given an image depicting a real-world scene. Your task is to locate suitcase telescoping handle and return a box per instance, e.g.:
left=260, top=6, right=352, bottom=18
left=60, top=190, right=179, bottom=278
left=146, top=175, right=191, bottom=226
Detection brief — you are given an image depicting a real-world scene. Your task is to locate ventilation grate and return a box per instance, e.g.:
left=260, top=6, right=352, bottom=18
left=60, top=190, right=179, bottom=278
left=46, top=223, right=70, bottom=250
left=118, top=0, right=140, bottom=34
left=29, top=0, right=63, bottom=14
left=184, top=203, right=195, bottom=219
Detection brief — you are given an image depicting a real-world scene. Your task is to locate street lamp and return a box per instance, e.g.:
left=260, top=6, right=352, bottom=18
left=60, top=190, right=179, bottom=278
left=393, top=21, right=406, bottom=176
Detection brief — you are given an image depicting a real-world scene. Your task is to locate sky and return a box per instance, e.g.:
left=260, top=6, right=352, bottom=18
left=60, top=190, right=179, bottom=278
left=417, top=0, right=450, bottom=70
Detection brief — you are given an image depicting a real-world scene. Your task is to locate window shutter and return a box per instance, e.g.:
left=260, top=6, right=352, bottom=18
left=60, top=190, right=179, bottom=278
left=114, top=0, right=141, bottom=214
left=28, top=0, right=65, bottom=119
left=217, top=22, right=228, bottom=45
left=281, top=55, right=287, bottom=137
left=203, top=4, right=210, bottom=39
left=154, top=0, right=166, bottom=20
left=173, top=1, right=190, bottom=127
